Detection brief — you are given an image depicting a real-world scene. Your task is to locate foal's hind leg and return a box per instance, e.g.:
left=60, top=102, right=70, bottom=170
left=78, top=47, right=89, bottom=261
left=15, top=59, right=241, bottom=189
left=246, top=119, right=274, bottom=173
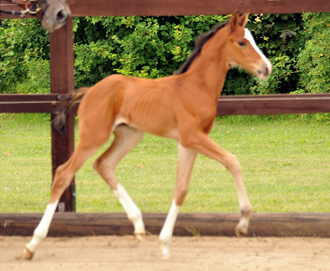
left=159, top=143, right=197, bottom=259
left=24, top=143, right=99, bottom=260
left=93, top=125, right=145, bottom=239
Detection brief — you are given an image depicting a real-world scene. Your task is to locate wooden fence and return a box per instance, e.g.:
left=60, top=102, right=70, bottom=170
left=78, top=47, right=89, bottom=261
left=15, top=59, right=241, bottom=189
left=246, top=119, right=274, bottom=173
left=1, top=0, right=330, bottom=236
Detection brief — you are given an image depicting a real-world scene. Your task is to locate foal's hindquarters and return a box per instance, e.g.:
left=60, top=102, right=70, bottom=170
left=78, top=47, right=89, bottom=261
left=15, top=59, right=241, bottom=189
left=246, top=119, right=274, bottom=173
left=24, top=87, right=147, bottom=259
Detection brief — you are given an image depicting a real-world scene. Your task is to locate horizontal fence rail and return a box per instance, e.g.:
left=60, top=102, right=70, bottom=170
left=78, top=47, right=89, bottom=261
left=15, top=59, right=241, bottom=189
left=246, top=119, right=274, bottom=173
left=2, top=212, right=330, bottom=237
left=0, top=94, right=60, bottom=113
left=69, top=0, right=330, bottom=17
left=2, top=0, right=330, bottom=19
left=217, top=94, right=330, bottom=115
left=1, top=93, right=330, bottom=115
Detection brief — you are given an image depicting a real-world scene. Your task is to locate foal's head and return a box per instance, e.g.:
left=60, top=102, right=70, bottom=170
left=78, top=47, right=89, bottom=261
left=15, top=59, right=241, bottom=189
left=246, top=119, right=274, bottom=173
left=39, top=0, right=71, bottom=32
left=223, top=13, right=272, bottom=79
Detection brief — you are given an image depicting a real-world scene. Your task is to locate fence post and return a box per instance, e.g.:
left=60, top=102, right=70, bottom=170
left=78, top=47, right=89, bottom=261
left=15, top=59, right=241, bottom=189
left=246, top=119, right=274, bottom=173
left=50, top=17, right=76, bottom=212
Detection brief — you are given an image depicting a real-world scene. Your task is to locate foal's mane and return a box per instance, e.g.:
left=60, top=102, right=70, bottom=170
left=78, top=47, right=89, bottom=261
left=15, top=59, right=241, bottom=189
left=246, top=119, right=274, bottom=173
left=174, top=22, right=228, bottom=75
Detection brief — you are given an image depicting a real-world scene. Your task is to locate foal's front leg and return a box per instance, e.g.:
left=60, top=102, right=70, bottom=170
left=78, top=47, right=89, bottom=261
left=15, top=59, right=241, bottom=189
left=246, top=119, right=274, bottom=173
left=185, top=131, right=252, bottom=237
left=159, top=144, right=197, bottom=259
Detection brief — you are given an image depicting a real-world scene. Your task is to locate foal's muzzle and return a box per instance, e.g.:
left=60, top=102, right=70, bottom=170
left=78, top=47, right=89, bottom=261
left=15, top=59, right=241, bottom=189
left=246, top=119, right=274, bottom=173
left=257, top=61, right=272, bottom=79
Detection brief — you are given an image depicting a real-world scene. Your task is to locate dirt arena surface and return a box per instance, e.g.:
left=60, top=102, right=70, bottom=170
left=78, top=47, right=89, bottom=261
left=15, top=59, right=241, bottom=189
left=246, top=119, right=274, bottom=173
left=1, top=236, right=330, bottom=271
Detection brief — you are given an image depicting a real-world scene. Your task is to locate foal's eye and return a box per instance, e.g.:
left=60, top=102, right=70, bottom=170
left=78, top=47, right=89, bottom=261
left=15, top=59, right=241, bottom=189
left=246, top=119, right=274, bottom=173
left=238, top=41, right=246, bottom=47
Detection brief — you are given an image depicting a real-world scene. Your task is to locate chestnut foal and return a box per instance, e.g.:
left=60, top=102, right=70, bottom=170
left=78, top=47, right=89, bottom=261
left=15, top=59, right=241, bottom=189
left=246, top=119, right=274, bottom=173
left=24, top=12, right=271, bottom=260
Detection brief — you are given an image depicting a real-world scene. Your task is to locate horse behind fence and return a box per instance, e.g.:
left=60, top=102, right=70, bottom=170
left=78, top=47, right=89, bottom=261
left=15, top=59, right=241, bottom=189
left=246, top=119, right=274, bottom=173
left=0, top=0, right=70, bottom=31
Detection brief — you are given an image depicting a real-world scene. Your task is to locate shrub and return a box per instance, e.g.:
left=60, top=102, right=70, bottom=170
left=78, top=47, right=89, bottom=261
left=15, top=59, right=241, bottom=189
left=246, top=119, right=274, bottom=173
left=2, top=13, right=324, bottom=96
left=296, top=13, right=330, bottom=93
left=246, top=14, right=303, bottom=95
left=0, top=19, right=49, bottom=93
left=73, top=15, right=230, bottom=87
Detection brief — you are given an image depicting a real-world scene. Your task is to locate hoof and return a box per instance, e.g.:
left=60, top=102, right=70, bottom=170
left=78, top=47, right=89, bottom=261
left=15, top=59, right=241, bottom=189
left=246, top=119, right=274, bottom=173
left=162, top=251, right=171, bottom=260
left=135, top=233, right=145, bottom=242
left=23, top=247, right=34, bottom=260
left=235, top=224, right=248, bottom=238
left=160, top=239, right=171, bottom=259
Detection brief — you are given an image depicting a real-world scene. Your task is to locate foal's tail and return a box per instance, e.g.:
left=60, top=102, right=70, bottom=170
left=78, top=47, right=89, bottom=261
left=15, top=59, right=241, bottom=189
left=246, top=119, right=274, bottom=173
left=52, top=87, right=90, bottom=135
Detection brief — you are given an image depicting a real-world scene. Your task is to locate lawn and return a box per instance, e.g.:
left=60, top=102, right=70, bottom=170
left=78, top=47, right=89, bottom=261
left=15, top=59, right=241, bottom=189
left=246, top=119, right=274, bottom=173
left=0, top=113, right=329, bottom=213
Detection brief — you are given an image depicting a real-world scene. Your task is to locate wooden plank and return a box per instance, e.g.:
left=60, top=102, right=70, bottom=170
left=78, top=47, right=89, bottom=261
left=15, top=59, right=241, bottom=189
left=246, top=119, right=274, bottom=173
left=0, top=3, right=35, bottom=19
left=217, top=94, right=330, bottom=115
left=0, top=102, right=55, bottom=113
left=0, top=94, right=59, bottom=101
left=0, top=94, right=60, bottom=113
left=1, top=213, right=330, bottom=237
left=64, top=93, right=330, bottom=116
left=1, top=93, right=330, bottom=115
left=70, top=0, right=330, bottom=17
left=2, top=0, right=330, bottom=19
left=50, top=17, right=76, bottom=212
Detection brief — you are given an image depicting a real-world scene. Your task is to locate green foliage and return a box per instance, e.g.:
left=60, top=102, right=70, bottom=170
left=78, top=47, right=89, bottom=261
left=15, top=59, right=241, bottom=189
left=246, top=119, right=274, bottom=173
left=73, top=15, right=230, bottom=87
left=296, top=13, right=330, bottom=93
left=14, top=58, right=50, bottom=94
left=0, top=19, right=49, bottom=93
left=246, top=14, right=303, bottom=94
left=222, top=69, right=256, bottom=95
left=248, top=14, right=303, bottom=57
left=72, top=13, right=307, bottom=95
left=251, top=54, right=298, bottom=94
left=1, top=13, right=330, bottom=96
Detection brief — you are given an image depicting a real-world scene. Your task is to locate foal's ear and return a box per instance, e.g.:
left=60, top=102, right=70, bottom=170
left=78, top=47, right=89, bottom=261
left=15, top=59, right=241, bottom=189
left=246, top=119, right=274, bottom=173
left=238, top=12, right=249, bottom=27
left=228, top=12, right=240, bottom=32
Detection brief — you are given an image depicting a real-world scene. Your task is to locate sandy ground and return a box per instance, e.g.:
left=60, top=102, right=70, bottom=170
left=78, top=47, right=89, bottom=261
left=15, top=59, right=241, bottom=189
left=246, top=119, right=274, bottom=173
left=1, top=236, right=330, bottom=271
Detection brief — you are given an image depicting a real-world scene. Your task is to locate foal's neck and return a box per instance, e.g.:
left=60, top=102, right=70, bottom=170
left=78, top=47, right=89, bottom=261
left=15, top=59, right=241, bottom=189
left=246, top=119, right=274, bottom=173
left=183, top=32, right=229, bottom=101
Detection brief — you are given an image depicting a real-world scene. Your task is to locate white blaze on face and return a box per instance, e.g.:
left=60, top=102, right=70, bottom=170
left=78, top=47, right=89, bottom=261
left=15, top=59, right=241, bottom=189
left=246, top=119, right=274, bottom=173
left=244, top=28, right=272, bottom=74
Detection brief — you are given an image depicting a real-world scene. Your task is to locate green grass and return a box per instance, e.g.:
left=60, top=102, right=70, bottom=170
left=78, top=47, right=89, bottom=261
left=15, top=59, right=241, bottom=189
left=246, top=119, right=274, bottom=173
left=0, top=113, right=330, bottom=213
